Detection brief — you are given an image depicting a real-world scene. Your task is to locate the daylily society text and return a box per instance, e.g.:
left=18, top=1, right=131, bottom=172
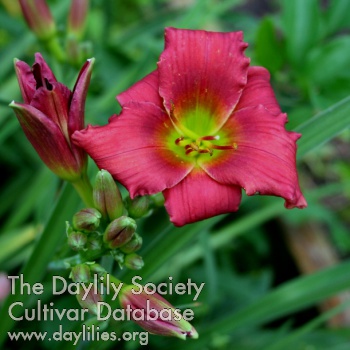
left=8, top=275, right=205, bottom=301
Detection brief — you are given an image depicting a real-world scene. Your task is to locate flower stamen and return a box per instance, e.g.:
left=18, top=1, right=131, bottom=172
left=175, top=135, right=237, bottom=157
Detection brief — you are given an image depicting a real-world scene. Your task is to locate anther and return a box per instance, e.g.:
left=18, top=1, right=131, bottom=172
left=199, top=148, right=213, bottom=156
left=211, top=144, right=236, bottom=150
left=185, top=148, right=195, bottom=155
left=175, top=137, right=184, bottom=145
left=197, top=135, right=220, bottom=141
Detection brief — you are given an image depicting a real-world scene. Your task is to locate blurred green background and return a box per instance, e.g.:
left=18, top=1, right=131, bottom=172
left=1, top=0, right=350, bottom=349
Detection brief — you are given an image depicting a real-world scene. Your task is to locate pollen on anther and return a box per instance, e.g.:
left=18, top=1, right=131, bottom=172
left=175, top=136, right=184, bottom=145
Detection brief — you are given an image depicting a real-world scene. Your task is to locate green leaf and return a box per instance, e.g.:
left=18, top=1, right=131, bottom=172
left=306, top=36, right=350, bottom=86
left=183, top=259, right=350, bottom=350
left=323, top=0, right=350, bottom=37
left=0, top=184, right=80, bottom=347
left=265, top=299, right=350, bottom=350
left=280, top=0, right=320, bottom=66
left=295, top=95, right=350, bottom=158
left=255, top=17, right=283, bottom=73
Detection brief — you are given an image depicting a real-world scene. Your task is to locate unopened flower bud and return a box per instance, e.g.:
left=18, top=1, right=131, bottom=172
left=19, top=0, right=56, bottom=41
left=0, top=273, right=11, bottom=302
left=120, top=233, right=142, bottom=254
left=151, top=193, right=165, bottom=207
left=127, top=196, right=151, bottom=219
left=68, top=231, right=87, bottom=251
left=119, top=285, right=198, bottom=339
left=68, top=0, right=89, bottom=40
left=76, top=287, right=101, bottom=315
left=87, top=233, right=103, bottom=251
left=73, top=208, right=101, bottom=232
left=93, top=170, right=124, bottom=221
left=103, top=216, right=136, bottom=249
left=12, top=54, right=94, bottom=181
left=71, top=264, right=90, bottom=283
left=124, top=253, right=144, bottom=270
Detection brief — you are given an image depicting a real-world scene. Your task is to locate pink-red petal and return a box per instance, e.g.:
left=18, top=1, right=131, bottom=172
left=73, top=102, right=194, bottom=197
left=69, top=58, right=94, bottom=168
left=10, top=102, right=80, bottom=180
left=69, top=58, right=95, bottom=133
left=163, top=169, right=242, bottom=227
left=14, top=60, right=36, bottom=104
left=116, top=70, right=163, bottom=108
left=32, top=52, right=57, bottom=86
left=235, top=66, right=281, bottom=115
left=158, top=27, right=250, bottom=133
left=30, top=82, right=71, bottom=139
left=199, top=105, right=307, bottom=209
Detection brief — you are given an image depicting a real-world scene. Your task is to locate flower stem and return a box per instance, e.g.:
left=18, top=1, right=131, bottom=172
left=48, top=254, right=83, bottom=270
left=103, top=272, right=122, bottom=288
left=71, top=172, right=94, bottom=208
left=44, top=37, right=66, bottom=63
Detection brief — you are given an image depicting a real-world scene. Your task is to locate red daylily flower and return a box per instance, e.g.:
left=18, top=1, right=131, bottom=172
left=11, top=53, right=94, bottom=181
left=73, top=28, right=307, bottom=226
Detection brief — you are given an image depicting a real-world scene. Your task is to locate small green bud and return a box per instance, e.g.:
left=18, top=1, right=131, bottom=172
left=124, top=253, right=144, bottom=270
left=151, top=193, right=165, bottom=207
left=120, top=233, right=143, bottom=254
left=127, top=196, right=151, bottom=219
left=73, top=208, right=101, bottom=232
left=93, top=170, right=124, bottom=221
left=71, top=264, right=90, bottom=283
left=68, top=231, right=87, bottom=251
left=87, top=233, right=103, bottom=251
left=111, top=250, right=125, bottom=267
left=103, top=216, right=136, bottom=249
left=76, top=287, right=102, bottom=315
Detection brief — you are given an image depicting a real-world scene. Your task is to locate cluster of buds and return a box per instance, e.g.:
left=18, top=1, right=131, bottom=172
left=67, top=208, right=103, bottom=254
left=67, top=170, right=144, bottom=269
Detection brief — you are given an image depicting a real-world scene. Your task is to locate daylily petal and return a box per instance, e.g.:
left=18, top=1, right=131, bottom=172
left=73, top=102, right=194, bottom=197
left=235, top=66, right=281, bottom=115
left=117, top=70, right=163, bottom=108
left=30, top=82, right=71, bottom=139
left=199, top=105, right=307, bottom=209
left=69, top=58, right=95, bottom=133
left=163, top=169, right=242, bottom=226
left=158, top=27, right=250, bottom=134
left=10, top=102, right=80, bottom=180
left=32, top=53, right=57, bottom=87
left=69, top=58, right=95, bottom=168
left=14, top=59, right=36, bottom=104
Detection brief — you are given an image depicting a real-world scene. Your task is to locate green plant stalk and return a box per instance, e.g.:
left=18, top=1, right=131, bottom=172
left=71, top=171, right=94, bottom=208
left=43, top=36, right=66, bottom=63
